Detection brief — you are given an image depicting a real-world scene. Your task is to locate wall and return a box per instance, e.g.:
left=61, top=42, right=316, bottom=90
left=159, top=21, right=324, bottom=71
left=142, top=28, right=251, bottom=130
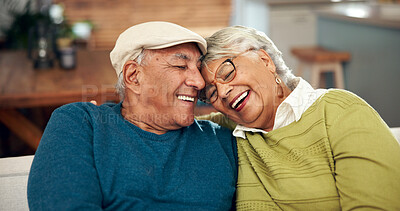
left=54, top=0, right=232, bottom=50
left=318, top=17, right=400, bottom=127
left=231, top=0, right=269, bottom=34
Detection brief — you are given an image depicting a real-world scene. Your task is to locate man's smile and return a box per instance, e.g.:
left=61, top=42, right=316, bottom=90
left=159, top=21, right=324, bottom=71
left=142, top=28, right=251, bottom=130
left=177, top=95, right=195, bottom=102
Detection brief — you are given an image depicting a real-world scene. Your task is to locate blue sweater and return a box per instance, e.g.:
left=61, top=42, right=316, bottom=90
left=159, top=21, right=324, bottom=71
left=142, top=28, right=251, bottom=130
left=28, top=102, right=237, bottom=210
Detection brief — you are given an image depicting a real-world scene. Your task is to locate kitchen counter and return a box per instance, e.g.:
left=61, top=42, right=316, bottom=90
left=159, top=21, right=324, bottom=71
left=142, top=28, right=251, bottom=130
left=316, top=2, right=400, bottom=127
left=267, top=0, right=366, bottom=6
left=316, top=3, right=400, bottom=29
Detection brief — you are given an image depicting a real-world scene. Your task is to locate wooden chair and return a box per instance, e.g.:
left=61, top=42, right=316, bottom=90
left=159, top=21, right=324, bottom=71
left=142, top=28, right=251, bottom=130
left=291, top=46, right=351, bottom=89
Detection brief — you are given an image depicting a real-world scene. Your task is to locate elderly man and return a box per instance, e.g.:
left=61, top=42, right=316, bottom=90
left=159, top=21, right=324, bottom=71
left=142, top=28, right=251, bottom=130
left=27, top=22, right=237, bottom=210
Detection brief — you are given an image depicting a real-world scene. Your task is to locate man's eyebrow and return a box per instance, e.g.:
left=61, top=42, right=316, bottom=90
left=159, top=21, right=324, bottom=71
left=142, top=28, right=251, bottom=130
left=197, top=55, right=203, bottom=62
left=170, top=53, right=202, bottom=65
left=173, top=53, right=189, bottom=60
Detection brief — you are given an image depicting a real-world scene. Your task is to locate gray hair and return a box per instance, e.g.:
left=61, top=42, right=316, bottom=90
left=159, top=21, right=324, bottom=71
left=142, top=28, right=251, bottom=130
left=202, top=25, right=298, bottom=90
left=115, top=49, right=149, bottom=100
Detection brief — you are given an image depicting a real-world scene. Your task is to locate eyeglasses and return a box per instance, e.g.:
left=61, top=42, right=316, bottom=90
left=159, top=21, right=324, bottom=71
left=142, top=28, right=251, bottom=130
left=199, top=56, right=238, bottom=104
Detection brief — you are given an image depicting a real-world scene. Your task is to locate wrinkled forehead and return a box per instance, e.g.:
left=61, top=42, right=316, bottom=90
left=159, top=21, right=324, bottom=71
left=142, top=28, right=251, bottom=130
left=155, top=42, right=202, bottom=61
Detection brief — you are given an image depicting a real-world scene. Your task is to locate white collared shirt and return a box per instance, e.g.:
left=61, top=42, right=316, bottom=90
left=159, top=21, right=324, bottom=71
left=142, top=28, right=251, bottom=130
left=232, top=78, right=328, bottom=139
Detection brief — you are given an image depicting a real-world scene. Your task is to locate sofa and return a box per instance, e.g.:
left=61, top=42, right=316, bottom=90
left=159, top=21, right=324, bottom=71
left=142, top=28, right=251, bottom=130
left=1, top=128, right=400, bottom=211
left=0, top=155, right=33, bottom=211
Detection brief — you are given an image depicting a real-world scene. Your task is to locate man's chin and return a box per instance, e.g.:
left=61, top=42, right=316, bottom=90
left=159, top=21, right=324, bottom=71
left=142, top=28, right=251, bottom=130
left=175, top=114, right=195, bottom=127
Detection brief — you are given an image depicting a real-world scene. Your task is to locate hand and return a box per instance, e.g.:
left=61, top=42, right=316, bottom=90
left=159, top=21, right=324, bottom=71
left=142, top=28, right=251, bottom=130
left=90, top=100, right=98, bottom=105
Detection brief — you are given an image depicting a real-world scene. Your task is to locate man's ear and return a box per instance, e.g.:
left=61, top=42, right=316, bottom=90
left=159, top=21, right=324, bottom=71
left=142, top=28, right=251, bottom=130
left=257, top=49, right=276, bottom=73
left=123, top=60, right=141, bottom=94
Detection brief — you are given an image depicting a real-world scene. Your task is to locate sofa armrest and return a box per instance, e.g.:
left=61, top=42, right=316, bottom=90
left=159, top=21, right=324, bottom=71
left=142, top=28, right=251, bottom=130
left=390, top=127, right=400, bottom=144
left=0, top=155, right=34, bottom=211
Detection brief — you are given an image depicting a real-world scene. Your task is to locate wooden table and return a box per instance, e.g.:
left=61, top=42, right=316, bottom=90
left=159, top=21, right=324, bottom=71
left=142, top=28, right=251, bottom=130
left=0, top=50, right=119, bottom=149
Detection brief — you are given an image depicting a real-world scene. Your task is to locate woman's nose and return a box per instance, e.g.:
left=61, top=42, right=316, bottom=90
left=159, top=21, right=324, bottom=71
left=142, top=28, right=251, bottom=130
left=216, top=82, right=232, bottom=101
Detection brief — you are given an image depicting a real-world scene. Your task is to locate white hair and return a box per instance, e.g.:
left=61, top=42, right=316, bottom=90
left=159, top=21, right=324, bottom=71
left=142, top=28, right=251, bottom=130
left=202, top=25, right=298, bottom=90
left=115, top=49, right=149, bottom=100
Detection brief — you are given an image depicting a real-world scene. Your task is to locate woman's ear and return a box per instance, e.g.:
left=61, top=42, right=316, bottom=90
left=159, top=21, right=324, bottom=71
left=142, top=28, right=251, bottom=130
left=257, top=49, right=276, bottom=73
left=123, top=60, right=141, bottom=94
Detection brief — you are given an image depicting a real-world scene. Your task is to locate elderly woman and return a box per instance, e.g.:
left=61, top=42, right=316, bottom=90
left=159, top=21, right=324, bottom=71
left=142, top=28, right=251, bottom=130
left=198, top=26, right=400, bottom=210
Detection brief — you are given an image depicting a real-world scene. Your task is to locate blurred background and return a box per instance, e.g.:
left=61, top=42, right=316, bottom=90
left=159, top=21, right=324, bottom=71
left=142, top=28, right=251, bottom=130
left=0, top=0, right=399, bottom=157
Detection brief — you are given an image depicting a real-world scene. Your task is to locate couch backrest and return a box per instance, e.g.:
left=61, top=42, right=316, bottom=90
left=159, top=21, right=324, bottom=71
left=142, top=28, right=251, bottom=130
left=0, top=155, right=34, bottom=211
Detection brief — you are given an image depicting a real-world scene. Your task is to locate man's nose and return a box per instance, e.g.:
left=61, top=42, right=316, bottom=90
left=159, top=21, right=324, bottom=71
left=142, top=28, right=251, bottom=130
left=185, top=67, right=205, bottom=90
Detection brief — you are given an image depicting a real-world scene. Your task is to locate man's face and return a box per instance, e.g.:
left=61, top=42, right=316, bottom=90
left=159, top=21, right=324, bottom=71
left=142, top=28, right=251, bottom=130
left=138, top=43, right=204, bottom=130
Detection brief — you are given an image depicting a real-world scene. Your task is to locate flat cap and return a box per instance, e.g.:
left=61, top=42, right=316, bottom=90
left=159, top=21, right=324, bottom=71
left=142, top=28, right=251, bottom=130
left=110, top=21, right=207, bottom=76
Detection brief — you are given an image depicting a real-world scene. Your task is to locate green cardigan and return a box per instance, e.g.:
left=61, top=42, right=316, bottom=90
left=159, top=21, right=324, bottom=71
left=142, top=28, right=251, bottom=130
left=199, top=89, right=400, bottom=210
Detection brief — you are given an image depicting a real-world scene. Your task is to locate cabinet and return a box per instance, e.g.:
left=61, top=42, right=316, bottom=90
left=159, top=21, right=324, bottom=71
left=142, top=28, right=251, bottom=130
left=269, top=5, right=319, bottom=73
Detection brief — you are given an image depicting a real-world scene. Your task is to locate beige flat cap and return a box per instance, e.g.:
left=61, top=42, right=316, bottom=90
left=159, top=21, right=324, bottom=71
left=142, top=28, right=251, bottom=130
left=110, top=21, right=207, bottom=77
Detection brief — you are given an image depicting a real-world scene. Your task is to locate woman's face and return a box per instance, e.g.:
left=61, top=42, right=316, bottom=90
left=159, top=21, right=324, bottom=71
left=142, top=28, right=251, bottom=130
left=201, top=50, right=281, bottom=130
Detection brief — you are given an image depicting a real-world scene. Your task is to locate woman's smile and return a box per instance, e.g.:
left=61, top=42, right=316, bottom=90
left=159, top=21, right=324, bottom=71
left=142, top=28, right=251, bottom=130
left=230, top=90, right=251, bottom=112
